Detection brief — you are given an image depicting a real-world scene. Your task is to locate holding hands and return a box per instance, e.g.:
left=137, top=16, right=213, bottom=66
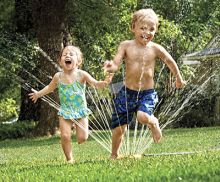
left=103, top=60, right=118, bottom=73
left=103, top=60, right=113, bottom=72
left=104, top=72, right=114, bottom=83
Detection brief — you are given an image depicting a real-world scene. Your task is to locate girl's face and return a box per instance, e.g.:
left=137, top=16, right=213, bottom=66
left=132, top=19, right=157, bottom=45
left=59, top=47, right=81, bottom=71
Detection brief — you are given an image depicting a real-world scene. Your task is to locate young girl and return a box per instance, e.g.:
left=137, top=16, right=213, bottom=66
left=29, top=45, right=113, bottom=163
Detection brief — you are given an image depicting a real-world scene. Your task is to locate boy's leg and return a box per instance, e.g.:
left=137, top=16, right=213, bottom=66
left=75, top=117, right=89, bottom=144
left=111, top=124, right=127, bottom=158
left=59, top=117, right=74, bottom=162
left=137, top=111, right=162, bottom=142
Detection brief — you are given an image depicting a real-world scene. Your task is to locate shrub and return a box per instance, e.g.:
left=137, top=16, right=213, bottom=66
left=173, top=95, right=216, bottom=128
left=0, top=121, right=36, bottom=140
left=0, top=98, right=18, bottom=122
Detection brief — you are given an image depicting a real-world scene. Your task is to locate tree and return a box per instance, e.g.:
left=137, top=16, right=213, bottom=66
left=14, top=0, right=39, bottom=122
left=1, top=0, right=219, bottom=132
left=30, top=0, right=69, bottom=135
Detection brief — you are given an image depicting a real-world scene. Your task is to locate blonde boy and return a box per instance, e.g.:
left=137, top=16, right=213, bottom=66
left=104, top=9, right=185, bottom=158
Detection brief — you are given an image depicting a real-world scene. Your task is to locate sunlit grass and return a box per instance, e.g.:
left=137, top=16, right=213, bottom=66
left=0, top=127, right=220, bottom=181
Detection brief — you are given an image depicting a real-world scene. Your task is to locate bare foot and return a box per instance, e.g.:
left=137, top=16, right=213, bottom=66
left=148, top=117, right=162, bottom=143
left=109, top=154, right=119, bottom=160
left=67, top=159, right=75, bottom=164
left=109, top=154, right=126, bottom=160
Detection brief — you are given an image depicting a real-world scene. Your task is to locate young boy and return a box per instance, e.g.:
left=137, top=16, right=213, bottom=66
left=104, top=9, right=185, bottom=158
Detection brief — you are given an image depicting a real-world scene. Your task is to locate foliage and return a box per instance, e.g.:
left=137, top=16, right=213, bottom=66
left=0, top=0, right=220, bottom=131
left=0, top=0, right=15, bottom=30
left=0, top=127, right=219, bottom=181
left=67, top=0, right=136, bottom=80
left=0, top=30, right=40, bottom=121
left=154, top=16, right=186, bottom=91
left=156, top=78, right=219, bottom=129
left=140, top=0, right=219, bottom=52
left=0, top=31, right=39, bottom=81
left=67, top=0, right=208, bottom=92
left=0, top=98, right=18, bottom=122
left=173, top=87, right=217, bottom=128
left=0, top=121, right=36, bottom=140
left=0, top=32, right=21, bottom=95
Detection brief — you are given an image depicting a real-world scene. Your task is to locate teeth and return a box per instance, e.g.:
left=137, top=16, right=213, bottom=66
left=142, top=35, right=147, bottom=39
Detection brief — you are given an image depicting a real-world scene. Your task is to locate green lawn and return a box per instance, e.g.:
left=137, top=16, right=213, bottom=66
left=0, top=127, right=220, bottom=181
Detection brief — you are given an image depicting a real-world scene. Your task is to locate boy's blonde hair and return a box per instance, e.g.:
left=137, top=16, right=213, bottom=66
left=131, top=9, right=159, bottom=30
left=59, top=45, right=83, bottom=66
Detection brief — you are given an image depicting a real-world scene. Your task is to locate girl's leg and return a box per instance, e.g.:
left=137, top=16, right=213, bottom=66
left=59, top=117, right=74, bottom=162
left=75, top=117, right=89, bottom=144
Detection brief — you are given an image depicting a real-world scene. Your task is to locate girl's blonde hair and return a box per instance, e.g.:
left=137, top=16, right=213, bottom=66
left=58, top=45, right=83, bottom=66
left=131, top=9, right=159, bottom=30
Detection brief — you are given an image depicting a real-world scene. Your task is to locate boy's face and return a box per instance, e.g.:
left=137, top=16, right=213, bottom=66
left=132, top=19, right=157, bottom=45
left=59, top=47, right=80, bottom=71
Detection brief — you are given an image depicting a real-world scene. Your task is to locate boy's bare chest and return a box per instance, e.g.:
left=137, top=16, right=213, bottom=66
left=125, top=47, right=156, bottom=65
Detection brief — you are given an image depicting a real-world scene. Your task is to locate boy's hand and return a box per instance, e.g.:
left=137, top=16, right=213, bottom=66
left=103, top=60, right=114, bottom=73
left=28, top=88, right=40, bottom=103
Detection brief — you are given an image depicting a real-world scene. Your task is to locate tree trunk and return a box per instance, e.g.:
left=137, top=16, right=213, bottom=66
left=32, top=0, right=68, bottom=135
left=15, top=0, right=40, bottom=121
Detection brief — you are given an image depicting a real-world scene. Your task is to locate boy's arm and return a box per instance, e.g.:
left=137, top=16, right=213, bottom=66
left=156, top=44, right=185, bottom=88
left=104, top=42, right=126, bottom=73
left=29, top=73, right=59, bottom=103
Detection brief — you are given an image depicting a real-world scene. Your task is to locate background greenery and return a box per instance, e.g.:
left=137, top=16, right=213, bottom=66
left=0, top=0, right=219, bottom=137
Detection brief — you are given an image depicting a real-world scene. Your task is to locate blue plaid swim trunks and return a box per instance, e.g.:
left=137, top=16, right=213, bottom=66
left=112, top=86, right=158, bottom=129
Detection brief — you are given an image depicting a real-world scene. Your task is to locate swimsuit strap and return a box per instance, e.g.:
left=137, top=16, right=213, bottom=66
left=58, top=71, right=62, bottom=82
left=75, top=69, right=82, bottom=82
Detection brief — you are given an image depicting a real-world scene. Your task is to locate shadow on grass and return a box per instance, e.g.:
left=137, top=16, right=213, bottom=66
left=0, top=136, right=60, bottom=149
left=0, top=133, right=98, bottom=149
left=1, top=127, right=219, bottom=150
left=0, top=157, right=111, bottom=170
left=163, top=126, right=219, bottom=135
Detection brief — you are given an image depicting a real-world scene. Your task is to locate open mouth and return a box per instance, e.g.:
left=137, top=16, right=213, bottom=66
left=65, top=60, right=72, bottom=65
left=141, top=35, right=148, bottom=40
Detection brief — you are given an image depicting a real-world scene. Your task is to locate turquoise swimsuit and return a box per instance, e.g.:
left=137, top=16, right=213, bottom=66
left=57, top=72, right=92, bottom=119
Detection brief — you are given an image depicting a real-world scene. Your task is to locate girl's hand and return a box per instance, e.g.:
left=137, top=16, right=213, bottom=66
left=104, top=73, right=114, bottom=84
left=176, top=78, right=186, bottom=88
left=28, top=89, right=40, bottom=103
left=97, top=81, right=108, bottom=88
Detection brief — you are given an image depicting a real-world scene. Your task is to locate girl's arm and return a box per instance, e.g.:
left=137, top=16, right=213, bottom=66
left=29, top=73, right=59, bottom=103
left=82, top=71, right=114, bottom=89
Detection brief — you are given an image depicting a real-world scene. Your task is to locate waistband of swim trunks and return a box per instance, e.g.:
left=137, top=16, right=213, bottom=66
left=123, top=86, right=155, bottom=95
